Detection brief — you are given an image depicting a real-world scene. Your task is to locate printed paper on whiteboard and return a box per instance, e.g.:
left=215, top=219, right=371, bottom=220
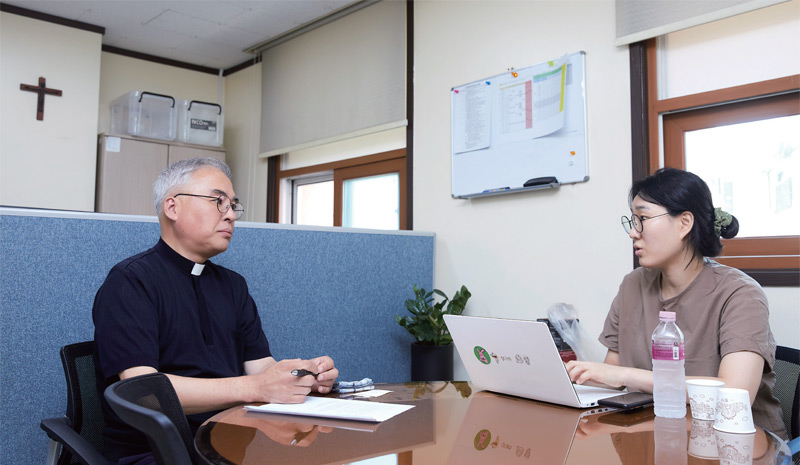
left=497, top=60, right=566, bottom=144
left=452, top=82, right=491, bottom=154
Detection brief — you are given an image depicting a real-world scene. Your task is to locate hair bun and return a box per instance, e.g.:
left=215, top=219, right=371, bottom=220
left=720, top=215, right=739, bottom=239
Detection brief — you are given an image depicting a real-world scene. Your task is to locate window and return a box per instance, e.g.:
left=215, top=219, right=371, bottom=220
left=272, top=149, right=408, bottom=230
left=336, top=158, right=404, bottom=230
left=341, top=172, right=400, bottom=229
left=663, top=93, right=799, bottom=272
left=672, top=109, right=799, bottom=238
left=292, top=175, right=334, bottom=227
left=629, top=39, right=799, bottom=285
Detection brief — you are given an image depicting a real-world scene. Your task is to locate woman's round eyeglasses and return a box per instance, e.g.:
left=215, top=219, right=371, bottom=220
left=175, top=193, right=244, bottom=219
left=620, top=212, right=669, bottom=234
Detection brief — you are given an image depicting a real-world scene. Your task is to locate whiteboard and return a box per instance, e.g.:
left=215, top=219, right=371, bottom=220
left=451, top=52, right=589, bottom=199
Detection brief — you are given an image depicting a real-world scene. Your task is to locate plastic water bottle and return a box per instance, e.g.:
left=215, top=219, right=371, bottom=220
left=652, top=311, right=686, bottom=418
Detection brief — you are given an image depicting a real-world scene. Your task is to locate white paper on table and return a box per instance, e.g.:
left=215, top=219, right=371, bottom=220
left=350, top=389, right=391, bottom=398
left=244, top=396, right=414, bottom=422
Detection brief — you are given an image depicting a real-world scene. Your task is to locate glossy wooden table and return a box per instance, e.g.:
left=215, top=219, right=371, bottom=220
left=195, top=382, right=792, bottom=465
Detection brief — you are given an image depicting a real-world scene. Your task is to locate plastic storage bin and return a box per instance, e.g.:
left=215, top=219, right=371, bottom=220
left=178, top=100, right=224, bottom=147
left=110, top=91, right=177, bottom=141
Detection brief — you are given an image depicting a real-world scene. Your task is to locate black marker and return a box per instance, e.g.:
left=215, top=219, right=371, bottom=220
left=291, top=369, right=318, bottom=378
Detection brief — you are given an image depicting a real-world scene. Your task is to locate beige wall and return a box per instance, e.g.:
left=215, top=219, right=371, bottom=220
left=222, top=63, right=267, bottom=222
left=0, top=12, right=101, bottom=212
left=663, top=0, right=800, bottom=99
left=412, top=0, right=799, bottom=383
left=414, top=0, right=634, bottom=379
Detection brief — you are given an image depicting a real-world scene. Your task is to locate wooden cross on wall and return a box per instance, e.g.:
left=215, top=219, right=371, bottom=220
left=20, top=77, right=62, bottom=121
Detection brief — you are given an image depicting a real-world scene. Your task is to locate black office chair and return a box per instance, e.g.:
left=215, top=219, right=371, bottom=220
left=104, top=373, right=196, bottom=465
left=774, top=345, right=800, bottom=463
left=40, top=341, right=109, bottom=465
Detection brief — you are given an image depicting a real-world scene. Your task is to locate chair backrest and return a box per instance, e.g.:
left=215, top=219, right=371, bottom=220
left=104, top=373, right=195, bottom=465
left=60, top=341, right=106, bottom=465
left=775, top=345, right=800, bottom=439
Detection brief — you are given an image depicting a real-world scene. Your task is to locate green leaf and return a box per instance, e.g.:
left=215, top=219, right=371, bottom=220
left=432, top=289, right=447, bottom=300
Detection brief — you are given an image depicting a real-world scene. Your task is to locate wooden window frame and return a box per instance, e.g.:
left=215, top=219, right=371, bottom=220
left=629, top=39, right=799, bottom=286
left=269, top=149, right=408, bottom=230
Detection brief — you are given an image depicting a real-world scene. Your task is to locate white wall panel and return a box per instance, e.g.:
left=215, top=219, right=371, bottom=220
left=0, top=12, right=101, bottom=211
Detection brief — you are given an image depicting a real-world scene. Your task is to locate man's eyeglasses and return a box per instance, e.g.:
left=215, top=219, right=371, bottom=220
left=175, top=193, right=244, bottom=219
left=620, top=212, right=669, bottom=234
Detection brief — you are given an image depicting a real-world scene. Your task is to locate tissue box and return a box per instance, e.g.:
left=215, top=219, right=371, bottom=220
left=110, top=91, right=177, bottom=141
left=178, top=100, right=224, bottom=147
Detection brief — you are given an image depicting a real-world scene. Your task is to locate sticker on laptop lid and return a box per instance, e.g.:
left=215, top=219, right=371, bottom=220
left=474, top=346, right=491, bottom=365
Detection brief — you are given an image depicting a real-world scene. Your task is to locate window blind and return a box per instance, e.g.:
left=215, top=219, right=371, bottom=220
left=615, top=0, right=789, bottom=46
left=259, top=0, right=406, bottom=157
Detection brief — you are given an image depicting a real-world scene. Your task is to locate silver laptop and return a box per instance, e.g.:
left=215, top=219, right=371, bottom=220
left=444, top=315, right=624, bottom=408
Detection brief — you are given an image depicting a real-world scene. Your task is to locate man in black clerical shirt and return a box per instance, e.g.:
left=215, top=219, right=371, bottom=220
left=93, top=157, right=338, bottom=464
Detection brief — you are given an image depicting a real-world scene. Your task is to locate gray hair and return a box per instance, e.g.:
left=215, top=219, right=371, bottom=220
left=153, top=157, right=232, bottom=216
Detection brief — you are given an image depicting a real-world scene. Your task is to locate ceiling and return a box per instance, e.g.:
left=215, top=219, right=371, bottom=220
left=3, top=0, right=360, bottom=70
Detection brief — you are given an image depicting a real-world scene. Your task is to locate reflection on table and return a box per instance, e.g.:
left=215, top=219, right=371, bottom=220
left=195, top=382, right=791, bottom=465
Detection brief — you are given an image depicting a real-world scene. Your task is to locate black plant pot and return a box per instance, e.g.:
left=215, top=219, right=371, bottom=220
left=410, top=342, right=454, bottom=381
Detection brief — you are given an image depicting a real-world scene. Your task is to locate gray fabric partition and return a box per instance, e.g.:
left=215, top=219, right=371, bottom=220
left=0, top=208, right=434, bottom=465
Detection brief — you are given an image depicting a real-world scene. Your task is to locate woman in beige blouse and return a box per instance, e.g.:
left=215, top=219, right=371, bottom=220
left=565, top=168, right=785, bottom=437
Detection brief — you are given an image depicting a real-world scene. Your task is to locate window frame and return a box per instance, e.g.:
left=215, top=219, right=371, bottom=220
left=270, top=148, right=408, bottom=230
left=629, top=39, right=799, bottom=286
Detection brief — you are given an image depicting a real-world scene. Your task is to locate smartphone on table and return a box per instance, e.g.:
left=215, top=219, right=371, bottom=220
left=597, top=391, right=654, bottom=409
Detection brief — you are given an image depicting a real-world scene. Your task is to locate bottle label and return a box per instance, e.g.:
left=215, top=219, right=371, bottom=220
left=652, top=341, right=684, bottom=361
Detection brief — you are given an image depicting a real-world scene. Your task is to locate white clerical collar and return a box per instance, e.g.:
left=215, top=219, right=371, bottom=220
left=191, top=263, right=205, bottom=276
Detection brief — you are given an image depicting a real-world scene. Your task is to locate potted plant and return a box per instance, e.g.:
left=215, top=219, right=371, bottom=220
left=396, top=285, right=471, bottom=381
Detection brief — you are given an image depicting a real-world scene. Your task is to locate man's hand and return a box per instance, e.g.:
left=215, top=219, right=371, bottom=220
left=309, top=356, right=338, bottom=394
left=249, top=359, right=321, bottom=404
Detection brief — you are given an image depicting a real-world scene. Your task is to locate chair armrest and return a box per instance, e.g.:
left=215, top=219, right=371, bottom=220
left=788, top=436, right=799, bottom=458
left=40, top=417, right=109, bottom=465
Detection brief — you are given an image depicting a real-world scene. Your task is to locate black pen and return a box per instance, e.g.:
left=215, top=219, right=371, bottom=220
left=291, top=369, right=318, bottom=378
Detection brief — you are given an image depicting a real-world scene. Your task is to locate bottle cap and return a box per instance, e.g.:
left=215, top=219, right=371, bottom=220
left=659, top=311, right=676, bottom=320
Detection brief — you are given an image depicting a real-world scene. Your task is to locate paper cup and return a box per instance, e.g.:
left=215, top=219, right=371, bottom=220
left=714, top=388, right=756, bottom=434
left=689, top=418, right=718, bottom=459
left=687, top=379, right=725, bottom=420
left=715, top=430, right=755, bottom=465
